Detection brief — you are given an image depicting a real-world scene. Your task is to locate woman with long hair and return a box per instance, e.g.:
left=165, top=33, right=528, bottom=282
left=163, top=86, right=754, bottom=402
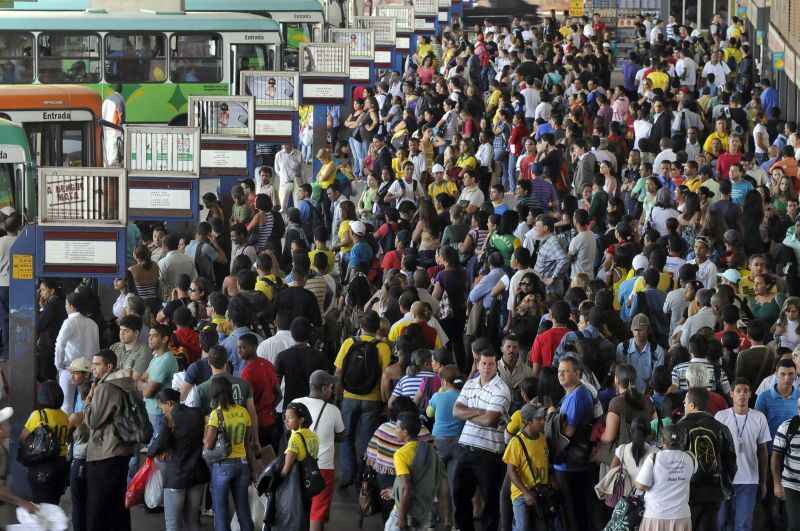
left=246, top=193, right=277, bottom=253
left=741, top=189, right=767, bottom=255
left=677, top=191, right=702, bottom=249
left=599, top=364, right=652, bottom=452
left=413, top=199, right=443, bottom=268
left=747, top=274, right=785, bottom=330
left=203, top=377, right=255, bottom=531
left=605, top=417, right=656, bottom=499
left=432, top=246, right=469, bottom=373
left=279, top=402, right=320, bottom=531
left=774, top=296, right=800, bottom=350
left=129, top=244, right=160, bottom=314
left=771, top=172, right=796, bottom=215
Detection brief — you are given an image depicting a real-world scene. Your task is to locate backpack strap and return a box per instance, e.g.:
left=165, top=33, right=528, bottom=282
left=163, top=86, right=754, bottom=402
left=216, top=407, right=225, bottom=430
left=298, top=431, right=313, bottom=460
left=514, top=433, right=536, bottom=480
left=314, top=401, right=328, bottom=431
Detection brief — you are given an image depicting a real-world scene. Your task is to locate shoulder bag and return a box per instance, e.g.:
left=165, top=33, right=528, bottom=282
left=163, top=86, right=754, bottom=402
left=298, top=432, right=325, bottom=498
left=202, top=408, right=232, bottom=465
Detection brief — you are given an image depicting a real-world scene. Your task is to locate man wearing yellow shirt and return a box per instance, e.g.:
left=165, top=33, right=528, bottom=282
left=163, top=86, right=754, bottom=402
left=333, top=311, right=391, bottom=487
left=646, top=64, right=670, bottom=92
left=703, top=117, right=730, bottom=154
left=427, top=163, right=459, bottom=200
left=502, top=404, right=550, bottom=531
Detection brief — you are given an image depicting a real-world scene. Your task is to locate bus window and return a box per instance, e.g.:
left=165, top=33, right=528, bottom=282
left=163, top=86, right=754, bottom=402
left=61, top=127, right=85, bottom=167
left=282, top=24, right=313, bottom=71
left=38, top=33, right=101, bottom=84
left=170, top=34, right=222, bottom=83
left=0, top=32, right=34, bottom=84
left=105, top=33, right=167, bottom=83
left=230, top=44, right=275, bottom=94
left=0, top=164, right=14, bottom=210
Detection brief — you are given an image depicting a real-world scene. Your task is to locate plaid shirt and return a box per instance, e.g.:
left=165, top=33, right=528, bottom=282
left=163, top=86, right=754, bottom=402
left=533, top=234, right=569, bottom=280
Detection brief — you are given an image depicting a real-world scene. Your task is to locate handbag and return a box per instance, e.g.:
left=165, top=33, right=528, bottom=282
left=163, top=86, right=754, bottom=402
left=297, top=432, right=325, bottom=498
left=202, top=408, right=232, bottom=465
left=605, top=466, right=627, bottom=509
left=18, top=409, right=60, bottom=466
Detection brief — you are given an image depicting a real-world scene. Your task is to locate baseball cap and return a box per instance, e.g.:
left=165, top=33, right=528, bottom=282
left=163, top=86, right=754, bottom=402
left=350, top=220, right=366, bottom=237
left=631, top=254, right=649, bottom=271
left=432, top=163, right=445, bottom=173
left=631, top=313, right=650, bottom=330
left=69, top=358, right=91, bottom=373
left=0, top=407, right=12, bottom=423
left=309, top=370, right=337, bottom=387
left=718, top=269, right=741, bottom=284
left=520, top=403, right=547, bottom=422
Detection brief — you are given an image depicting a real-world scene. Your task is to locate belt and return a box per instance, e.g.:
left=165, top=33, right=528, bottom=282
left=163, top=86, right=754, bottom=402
left=458, top=444, right=501, bottom=455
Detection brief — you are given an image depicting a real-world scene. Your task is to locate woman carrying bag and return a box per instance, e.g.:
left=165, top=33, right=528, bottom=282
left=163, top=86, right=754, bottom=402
left=149, top=388, right=209, bottom=531
left=203, top=378, right=256, bottom=531
left=280, top=401, right=320, bottom=531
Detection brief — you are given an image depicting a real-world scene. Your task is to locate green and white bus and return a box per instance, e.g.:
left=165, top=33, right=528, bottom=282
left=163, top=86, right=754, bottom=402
left=0, top=118, right=33, bottom=217
left=0, top=9, right=282, bottom=124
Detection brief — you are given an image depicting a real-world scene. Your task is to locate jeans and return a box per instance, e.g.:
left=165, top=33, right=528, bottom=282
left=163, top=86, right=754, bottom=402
left=339, top=398, right=383, bottom=485
left=349, top=136, right=364, bottom=178
left=301, top=143, right=313, bottom=163
left=506, top=153, right=518, bottom=193
left=718, top=484, right=758, bottom=531
left=71, top=458, right=88, bottom=531
left=210, top=460, right=253, bottom=531
left=452, top=444, right=504, bottom=531
left=434, top=437, right=459, bottom=518
left=164, top=484, right=205, bottom=531
left=87, top=455, right=131, bottom=531
left=691, top=501, right=721, bottom=531
left=512, top=496, right=530, bottom=531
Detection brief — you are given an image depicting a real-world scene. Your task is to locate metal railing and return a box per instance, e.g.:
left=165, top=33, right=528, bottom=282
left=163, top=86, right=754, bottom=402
left=353, top=16, right=397, bottom=46
left=299, top=43, right=350, bottom=77
left=330, top=28, right=375, bottom=60
left=240, top=71, right=300, bottom=110
left=125, top=126, right=200, bottom=178
left=377, top=5, right=415, bottom=33
left=38, top=168, right=126, bottom=226
left=187, top=96, right=255, bottom=140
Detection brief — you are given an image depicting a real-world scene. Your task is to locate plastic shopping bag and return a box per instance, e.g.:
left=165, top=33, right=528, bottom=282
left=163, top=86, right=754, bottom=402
left=230, top=485, right=265, bottom=531
left=144, top=467, right=164, bottom=509
left=15, top=503, right=69, bottom=530
left=125, top=456, right=155, bottom=509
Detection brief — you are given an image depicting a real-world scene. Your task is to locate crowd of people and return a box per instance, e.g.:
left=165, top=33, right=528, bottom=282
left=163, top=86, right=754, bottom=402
left=2, top=6, right=800, bottom=531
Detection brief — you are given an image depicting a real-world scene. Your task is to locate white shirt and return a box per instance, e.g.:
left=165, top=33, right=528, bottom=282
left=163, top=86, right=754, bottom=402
left=633, top=120, right=653, bottom=150
left=653, top=148, right=678, bottom=170
left=702, top=61, right=731, bottom=88
left=456, top=374, right=511, bottom=453
left=692, top=258, right=718, bottom=289
left=274, top=148, right=304, bottom=186
left=636, top=449, right=696, bottom=519
left=568, top=230, right=596, bottom=277
left=503, top=267, right=534, bottom=312
left=753, top=123, right=769, bottom=154
left=293, top=396, right=345, bottom=470
left=522, top=87, right=540, bottom=118
left=387, top=178, right=421, bottom=208
left=680, top=306, right=718, bottom=347
left=256, top=330, right=297, bottom=364
left=0, top=234, right=17, bottom=287
left=54, top=312, right=100, bottom=370
left=534, top=101, right=552, bottom=121
left=675, top=57, right=698, bottom=88
left=458, top=185, right=484, bottom=209
left=714, top=407, right=771, bottom=484
left=476, top=143, right=493, bottom=167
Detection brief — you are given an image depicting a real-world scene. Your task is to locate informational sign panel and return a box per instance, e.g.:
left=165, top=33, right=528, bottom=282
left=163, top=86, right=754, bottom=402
left=200, top=149, right=248, bottom=169
left=354, top=17, right=397, bottom=46
left=330, top=28, right=375, bottom=60
left=299, top=43, right=350, bottom=78
left=240, top=71, right=299, bottom=110
left=377, top=5, right=414, bottom=34
left=125, top=126, right=200, bottom=178
left=44, top=239, right=117, bottom=266
left=188, top=96, right=255, bottom=140
left=128, top=178, right=195, bottom=219
left=11, top=254, right=32, bottom=280
left=38, top=168, right=126, bottom=226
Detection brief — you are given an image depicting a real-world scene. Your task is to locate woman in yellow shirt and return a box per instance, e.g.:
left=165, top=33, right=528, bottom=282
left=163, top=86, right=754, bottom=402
left=336, top=200, right=358, bottom=256
left=20, top=380, right=69, bottom=504
left=204, top=377, right=255, bottom=531
left=281, top=402, right=319, bottom=523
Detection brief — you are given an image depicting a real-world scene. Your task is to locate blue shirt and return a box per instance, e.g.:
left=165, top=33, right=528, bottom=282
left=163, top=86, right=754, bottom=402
left=535, top=122, right=555, bottom=141
left=730, top=179, right=754, bottom=205
left=755, top=385, right=800, bottom=437
left=348, top=240, right=374, bottom=270
left=554, top=384, right=594, bottom=472
left=761, top=87, right=778, bottom=117
left=617, top=277, right=638, bottom=322
left=616, top=339, right=666, bottom=393
left=623, top=61, right=640, bottom=92
left=222, top=326, right=264, bottom=376
left=468, top=267, right=505, bottom=309
left=429, top=389, right=465, bottom=439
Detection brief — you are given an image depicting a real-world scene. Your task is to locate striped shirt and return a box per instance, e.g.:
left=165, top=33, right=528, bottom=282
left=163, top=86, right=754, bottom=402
left=772, top=417, right=800, bottom=492
left=252, top=211, right=274, bottom=252
left=392, top=371, right=438, bottom=399
left=456, top=374, right=511, bottom=453
left=671, top=358, right=731, bottom=394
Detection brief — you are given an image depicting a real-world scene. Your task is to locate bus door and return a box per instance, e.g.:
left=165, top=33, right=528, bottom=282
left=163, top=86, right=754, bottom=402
left=0, top=111, right=96, bottom=167
left=0, top=146, right=24, bottom=213
left=230, top=43, right=276, bottom=96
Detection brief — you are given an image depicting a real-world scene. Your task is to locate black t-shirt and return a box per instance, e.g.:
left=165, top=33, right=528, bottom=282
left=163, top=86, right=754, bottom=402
left=275, top=286, right=322, bottom=327
left=436, top=268, right=468, bottom=315
left=274, top=344, right=329, bottom=405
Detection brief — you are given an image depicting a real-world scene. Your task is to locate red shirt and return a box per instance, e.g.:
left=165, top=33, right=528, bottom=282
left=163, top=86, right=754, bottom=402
left=529, top=326, right=570, bottom=367
left=714, top=329, right=751, bottom=350
left=241, top=357, right=279, bottom=427
left=716, top=152, right=742, bottom=180
left=381, top=250, right=403, bottom=271
left=173, top=328, right=201, bottom=365
left=518, top=154, right=537, bottom=180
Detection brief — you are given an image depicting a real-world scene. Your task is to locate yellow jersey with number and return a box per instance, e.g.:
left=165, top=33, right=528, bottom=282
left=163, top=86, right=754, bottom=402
left=208, top=405, right=251, bottom=459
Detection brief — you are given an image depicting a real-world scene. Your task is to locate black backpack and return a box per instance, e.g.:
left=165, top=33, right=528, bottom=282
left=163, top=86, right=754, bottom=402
left=17, top=410, right=60, bottom=466
left=341, top=337, right=381, bottom=395
left=111, top=382, right=154, bottom=445
left=194, top=240, right=216, bottom=285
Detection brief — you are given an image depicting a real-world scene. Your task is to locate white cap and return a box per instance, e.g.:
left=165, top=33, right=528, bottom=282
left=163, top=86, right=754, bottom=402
left=432, top=163, right=445, bottom=173
left=632, top=254, right=649, bottom=271
left=350, top=220, right=366, bottom=237
left=0, top=406, right=13, bottom=423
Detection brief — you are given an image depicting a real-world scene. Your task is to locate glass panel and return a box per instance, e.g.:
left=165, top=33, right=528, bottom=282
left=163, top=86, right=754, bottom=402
left=62, top=128, right=85, bottom=167
left=0, top=165, right=14, bottom=210
left=170, top=34, right=222, bottom=83
left=27, top=130, right=42, bottom=168
left=0, top=32, right=34, bottom=83
left=105, top=33, right=166, bottom=83
left=38, top=33, right=101, bottom=84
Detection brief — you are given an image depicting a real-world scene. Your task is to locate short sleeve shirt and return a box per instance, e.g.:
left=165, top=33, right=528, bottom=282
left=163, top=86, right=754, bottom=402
left=24, top=408, right=69, bottom=457
left=502, top=433, right=549, bottom=500
left=334, top=335, right=392, bottom=401
left=394, top=441, right=418, bottom=476
left=145, top=352, right=179, bottom=416
left=286, top=428, right=319, bottom=462
left=208, top=405, right=251, bottom=459
left=241, top=357, right=279, bottom=427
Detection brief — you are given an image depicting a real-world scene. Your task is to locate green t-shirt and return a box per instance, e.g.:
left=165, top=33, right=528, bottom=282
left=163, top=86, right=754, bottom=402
left=144, top=352, right=179, bottom=415
left=195, top=373, right=253, bottom=416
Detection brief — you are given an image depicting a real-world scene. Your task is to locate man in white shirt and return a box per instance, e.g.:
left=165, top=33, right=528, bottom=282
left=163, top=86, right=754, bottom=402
left=714, top=380, right=771, bottom=531
left=55, top=291, right=100, bottom=413
left=653, top=137, right=678, bottom=170
left=690, top=236, right=718, bottom=289
left=294, top=370, right=345, bottom=531
left=679, top=288, right=719, bottom=348
left=157, top=233, right=197, bottom=301
left=521, top=81, right=540, bottom=126
left=675, top=47, right=698, bottom=91
left=458, top=171, right=485, bottom=214
left=274, top=142, right=304, bottom=212
left=568, top=209, right=597, bottom=277
left=702, top=50, right=731, bottom=89
left=753, top=111, right=770, bottom=164
left=256, top=311, right=297, bottom=364
left=385, top=161, right=422, bottom=208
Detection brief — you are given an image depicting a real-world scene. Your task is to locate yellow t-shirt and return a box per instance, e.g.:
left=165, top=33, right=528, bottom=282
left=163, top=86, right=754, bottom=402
left=723, top=47, right=742, bottom=65
left=211, top=314, right=233, bottom=337
left=334, top=335, right=392, bottom=401
left=428, top=180, right=459, bottom=199
left=506, top=409, right=523, bottom=436
left=388, top=319, right=443, bottom=348
left=318, top=161, right=337, bottom=189
left=393, top=440, right=417, bottom=476
left=24, top=408, right=69, bottom=457
left=703, top=132, right=730, bottom=154
left=208, top=405, right=251, bottom=459
left=416, top=43, right=433, bottom=61
left=631, top=272, right=673, bottom=295
left=646, top=71, right=669, bottom=92
left=502, top=432, right=549, bottom=501
left=486, top=88, right=502, bottom=111
left=286, top=428, right=319, bottom=461
left=255, top=274, right=282, bottom=301
left=456, top=155, right=478, bottom=172
left=338, top=220, right=353, bottom=253
left=309, top=249, right=336, bottom=275
left=392, top=158, right=408, bottom=180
